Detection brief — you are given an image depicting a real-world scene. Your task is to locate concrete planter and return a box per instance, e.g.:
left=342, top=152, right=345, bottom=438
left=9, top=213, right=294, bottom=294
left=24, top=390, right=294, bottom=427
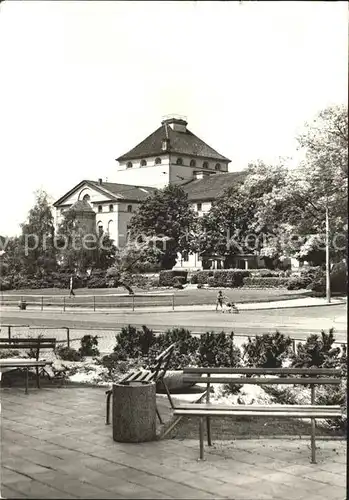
left=157, top=370, right=199, bottom=392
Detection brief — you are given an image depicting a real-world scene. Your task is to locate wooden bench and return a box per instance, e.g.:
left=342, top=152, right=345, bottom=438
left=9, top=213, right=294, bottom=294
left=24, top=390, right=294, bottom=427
left=0, top=337, right=56, bottom=392
left=0, top=359, right=54, bottom=394
left=173, top=367, right=343, bottom=463
left=105, top=343, right=175, bottom=426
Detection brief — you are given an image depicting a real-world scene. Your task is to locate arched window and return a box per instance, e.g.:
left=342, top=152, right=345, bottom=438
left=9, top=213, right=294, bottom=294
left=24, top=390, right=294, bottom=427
left=107, top=220, right=113, bottom=235
left=190, top=159, right=196, bottom=167
left=176, top=157, right=183, bottom=166
left=82, top=194, right=90, bottom=202
left=127, top=205, right=133, bottom=213
left=155, top=157, right=162, bottom=165
left=215, top=163, right=221, bottom=171
left=140, top=159, right=147, bottom=167
left=98, top=205, right=103, bottom=213
left=109, top=204, right=114, bottom=212
left=203, top=161, right=209, bottom=169
left=126, top=162, right=133, bottom=169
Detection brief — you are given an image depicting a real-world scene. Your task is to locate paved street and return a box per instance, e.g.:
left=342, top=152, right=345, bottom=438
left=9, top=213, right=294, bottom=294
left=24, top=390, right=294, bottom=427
left=1, top=303, right=347, bottom=343
left=1, top=386, right=346, bottom=499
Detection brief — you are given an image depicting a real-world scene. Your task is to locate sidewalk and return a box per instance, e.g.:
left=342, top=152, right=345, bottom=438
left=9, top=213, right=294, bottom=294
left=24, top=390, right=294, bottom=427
left=1, top=386, right=346, bottom=499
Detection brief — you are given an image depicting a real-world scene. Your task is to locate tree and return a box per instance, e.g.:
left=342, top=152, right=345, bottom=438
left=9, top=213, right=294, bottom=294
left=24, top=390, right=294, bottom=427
left=197, top=161, right=288, bottom=268
left=20, top=190, right=57, bottom=276
left=128, top=185, right=197, bottom=269
left=255, top=105, right=348, bottom=267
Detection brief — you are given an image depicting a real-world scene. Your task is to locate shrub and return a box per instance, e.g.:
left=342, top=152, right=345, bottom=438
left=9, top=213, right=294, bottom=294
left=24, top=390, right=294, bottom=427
left=0, top=278, right=12, bottom=291
left=113, top=325, right=156, bottom=358
left=145, top=328, right=200, bottom=370
left=243, top=277, right=290, bottom=288
left=330, top=262, right=347, bottom=294
left=79, top=335, right=100, bottom=357
left=189, top=273, right=198, bottom=284
left=291, top=329, right=342, bottom=368
left=159, top=270, right=188, bottom=287
left=196, top=270, right=250, bottom=287
left=242, top=331, right=293, bottom=368
left=87, top=270, right=108, bottom=288
left=250, top=269, right=287, bottom=278
left=0, top=349, right=21, bottom=359
left=287, top=266, right=322, bottom=291
left=198, top=331, right=241, bottom=368
left=55, top=345, right=83, bottom=361
left=207, top=276, right=216, bottom=287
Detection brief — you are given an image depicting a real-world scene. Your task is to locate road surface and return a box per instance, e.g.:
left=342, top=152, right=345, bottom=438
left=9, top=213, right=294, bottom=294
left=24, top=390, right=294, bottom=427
left=1, top=303, right=346, bottom=343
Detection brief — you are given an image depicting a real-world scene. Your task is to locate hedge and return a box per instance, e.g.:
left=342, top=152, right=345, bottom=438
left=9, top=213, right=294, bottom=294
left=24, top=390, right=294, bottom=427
left=196, top=270, right=251, bottom=287
left=159, top=270, right=188, bottom=287
left=243, top=277, right=290, bottom=288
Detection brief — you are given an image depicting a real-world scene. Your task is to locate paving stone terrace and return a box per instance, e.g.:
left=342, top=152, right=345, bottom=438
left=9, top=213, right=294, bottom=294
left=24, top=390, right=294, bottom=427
left=0, top=386, right=346, bottom=499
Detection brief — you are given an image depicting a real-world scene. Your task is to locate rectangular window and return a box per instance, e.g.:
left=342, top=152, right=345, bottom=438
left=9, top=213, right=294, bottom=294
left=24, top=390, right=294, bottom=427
left=197, top=203, right=202, bottom=212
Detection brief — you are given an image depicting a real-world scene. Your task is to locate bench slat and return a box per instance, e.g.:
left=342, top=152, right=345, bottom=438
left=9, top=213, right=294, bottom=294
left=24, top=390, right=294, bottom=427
left=175, top=404, right=342, bottom=413
left=0, top=345, right=56, bottom=351
left=173, top=409, right=343, bottom=418
left=0, top=340, right=56, bottom=343
left=183, top=367, right=341, bottom=375
left=183, top=377, right=341, bottom=385
left=120, top=370, right=142, bottom=383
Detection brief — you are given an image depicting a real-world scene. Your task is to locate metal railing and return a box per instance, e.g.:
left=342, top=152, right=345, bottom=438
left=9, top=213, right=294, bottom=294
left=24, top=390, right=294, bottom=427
left=0, top=293, right=176, bottom=312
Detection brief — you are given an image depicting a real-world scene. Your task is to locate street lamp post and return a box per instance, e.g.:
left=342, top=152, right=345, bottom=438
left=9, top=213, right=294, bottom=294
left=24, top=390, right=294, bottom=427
left=325, top=203, right=331, bottom=303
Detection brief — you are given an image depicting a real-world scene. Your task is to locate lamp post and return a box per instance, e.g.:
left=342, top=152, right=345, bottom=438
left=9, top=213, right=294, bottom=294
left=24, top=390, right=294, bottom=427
left=325, top=203, right=331, bottom=303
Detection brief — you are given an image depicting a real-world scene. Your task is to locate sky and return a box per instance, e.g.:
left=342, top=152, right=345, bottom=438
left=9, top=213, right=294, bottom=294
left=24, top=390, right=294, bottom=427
left=0, top=1, right=347, bottom=236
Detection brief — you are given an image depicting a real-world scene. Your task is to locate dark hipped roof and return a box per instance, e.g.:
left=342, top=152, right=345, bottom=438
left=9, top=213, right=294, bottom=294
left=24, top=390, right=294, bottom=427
left=183, top=171, right=247, bottom=201
left=116, top=124, right=231, bottom=162
left=53, top=180, right=157, bottom=206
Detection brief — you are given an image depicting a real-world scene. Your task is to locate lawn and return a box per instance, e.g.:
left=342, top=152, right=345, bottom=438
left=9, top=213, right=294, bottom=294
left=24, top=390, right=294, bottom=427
left=1, top=287, right=311, bottom=308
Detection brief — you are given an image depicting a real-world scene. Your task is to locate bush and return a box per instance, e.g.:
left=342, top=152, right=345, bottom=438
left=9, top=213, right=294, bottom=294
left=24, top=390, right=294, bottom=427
left=0, top=278, right=12, bottom=291
left=113, top=325, right=156, bottom=358
left=196, top=270, right=251, bottom=287
left=55, top=345, right=83, bottom=361
left=79, top=335, right=100, bottom=357
left=291, top=329, right=342, bottom=368
left=243, top=277, right=290, bottom=288
left=330, top=262, right=347, bottom=294
left=189, top=273, right=198, bottom=284
left=287, top=266, right=322, bottom=291
left=250, top=269, right=287, bottom=278
left=146, top=328, right=200, bottom=370
left=198, top=331, right=241, bottom=368
left=159, top=270, right=188, bottom=287
left=242, top=331, right=293, bottom=368
left=87, top=270, right=108, bottom=288
left=0, top=349, right=22, bottom=359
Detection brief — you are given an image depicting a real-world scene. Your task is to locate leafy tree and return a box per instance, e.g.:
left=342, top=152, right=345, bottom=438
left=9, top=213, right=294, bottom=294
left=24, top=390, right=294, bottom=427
left=128, top=185, right=197, bottom=269
left=257, top=105, right=348, bottom=264
left=197, top=161, right=288, bottom=268
left=19, top=190, right=57, bottom=276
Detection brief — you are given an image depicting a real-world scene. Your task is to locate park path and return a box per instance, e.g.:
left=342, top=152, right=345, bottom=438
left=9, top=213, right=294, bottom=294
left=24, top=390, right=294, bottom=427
left=1, top=386, right=346, bottom=499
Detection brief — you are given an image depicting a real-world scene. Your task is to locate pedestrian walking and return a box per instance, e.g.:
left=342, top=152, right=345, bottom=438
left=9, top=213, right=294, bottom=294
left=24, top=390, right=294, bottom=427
left=69, top=275, right=75, bottom=298
left=216, top=290, right=224, bottom=311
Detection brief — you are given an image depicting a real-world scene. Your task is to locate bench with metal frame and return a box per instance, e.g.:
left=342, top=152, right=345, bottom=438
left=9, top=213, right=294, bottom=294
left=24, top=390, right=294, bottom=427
left=0, top=337, right=56, bottom=391
left=105, top=343, right=176, bottom=426
left=173, top=367, right=343, bottom=463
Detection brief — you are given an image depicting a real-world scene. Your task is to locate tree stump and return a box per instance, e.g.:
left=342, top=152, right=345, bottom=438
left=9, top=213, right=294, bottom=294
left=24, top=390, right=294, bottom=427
left=112, top=382, right=156, bottom=443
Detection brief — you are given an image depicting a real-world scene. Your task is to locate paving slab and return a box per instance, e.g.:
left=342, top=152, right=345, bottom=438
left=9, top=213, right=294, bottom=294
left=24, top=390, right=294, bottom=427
left=0, top=386, right=346, bottom=499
